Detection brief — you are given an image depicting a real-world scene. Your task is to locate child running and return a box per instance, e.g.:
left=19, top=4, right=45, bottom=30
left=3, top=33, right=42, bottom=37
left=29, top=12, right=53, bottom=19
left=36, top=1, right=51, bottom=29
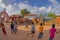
left=1, top=23, right=7, bottom=35
left=38, top=23, right=44, bottom=39
left=31, top=22, right=35, bottom=37
left=27, top=22, right=35, bottom=37
left=11, top=22, right=14, bottom=33
left=14, top=21, right=18, bottom=33
left=49, top=24, right=57, bottom=40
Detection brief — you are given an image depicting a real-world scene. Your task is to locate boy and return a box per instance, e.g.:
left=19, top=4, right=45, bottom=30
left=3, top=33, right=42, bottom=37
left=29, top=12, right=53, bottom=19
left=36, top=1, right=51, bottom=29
left=38, top=23, right=44, bottom=39
left=14, top=21, right=18, bottom=33
left=31, top=22, right=35, bottom=37
left=11, top=21, right=14, bottom=33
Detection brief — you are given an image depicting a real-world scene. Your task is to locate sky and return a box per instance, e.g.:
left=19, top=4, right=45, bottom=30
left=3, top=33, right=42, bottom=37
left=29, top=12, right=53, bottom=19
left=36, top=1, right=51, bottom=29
left=0, top=0, right=60, bottom=16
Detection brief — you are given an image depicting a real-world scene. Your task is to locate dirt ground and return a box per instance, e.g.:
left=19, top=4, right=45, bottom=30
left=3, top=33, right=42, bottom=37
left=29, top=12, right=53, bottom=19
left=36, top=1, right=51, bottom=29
left=0, top=23, right=60, bottom=40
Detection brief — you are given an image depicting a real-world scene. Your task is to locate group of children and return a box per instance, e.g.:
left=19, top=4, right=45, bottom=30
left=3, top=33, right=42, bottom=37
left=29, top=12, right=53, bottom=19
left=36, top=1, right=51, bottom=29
left=0, top=19, right=18, bottom=36
left=0, top=20, right=60, bottom=40
left=30, top=22, right=60, bottom=40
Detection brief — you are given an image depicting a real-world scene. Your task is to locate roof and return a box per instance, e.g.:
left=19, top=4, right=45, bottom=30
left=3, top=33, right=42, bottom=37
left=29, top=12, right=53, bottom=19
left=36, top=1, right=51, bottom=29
left=10, top=15, right=23, bottom=18
left=54, top=17, right=60, bottom=22
left=24, top=14, right=37, bottom=16
left=55, top=17, right=60, bottom=20
left=56, top=15, right=60, bottom=17
left=43, top=17, right=54, bottom=21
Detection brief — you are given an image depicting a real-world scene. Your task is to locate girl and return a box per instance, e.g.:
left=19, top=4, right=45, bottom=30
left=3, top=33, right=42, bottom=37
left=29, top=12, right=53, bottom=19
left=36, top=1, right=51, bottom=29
left=49, top=24, right=57, bottom=40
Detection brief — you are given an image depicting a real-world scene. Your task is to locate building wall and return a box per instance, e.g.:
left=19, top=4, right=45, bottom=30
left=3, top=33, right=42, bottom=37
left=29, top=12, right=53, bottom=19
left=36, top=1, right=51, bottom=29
left=0, top=11, right=9, bottom=23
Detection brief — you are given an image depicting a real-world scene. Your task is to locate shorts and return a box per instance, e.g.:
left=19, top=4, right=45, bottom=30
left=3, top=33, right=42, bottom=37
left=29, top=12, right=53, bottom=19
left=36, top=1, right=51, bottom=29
left=2, top=28, right=6, bottom=34
left=31, top=31, right=35, bottom=34
left=49, top=37, right=53, bottom=40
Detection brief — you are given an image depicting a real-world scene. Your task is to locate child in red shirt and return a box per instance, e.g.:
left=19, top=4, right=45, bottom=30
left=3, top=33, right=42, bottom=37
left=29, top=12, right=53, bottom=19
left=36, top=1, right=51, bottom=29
left=49, top=24, right=57, bottom=40
left=1, top=23, right=7, bottom=35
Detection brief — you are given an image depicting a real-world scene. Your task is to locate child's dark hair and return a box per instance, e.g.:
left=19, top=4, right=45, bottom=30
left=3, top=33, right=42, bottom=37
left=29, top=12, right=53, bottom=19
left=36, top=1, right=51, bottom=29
left=1, top=22, right=4, bottom=26
left=32, top=22, right=34, bottom=24
left=40, top=23, right=43, bottom=26
left=12, top=18, right=14, bottom=21
left=52, top=24, right=55, bottom=28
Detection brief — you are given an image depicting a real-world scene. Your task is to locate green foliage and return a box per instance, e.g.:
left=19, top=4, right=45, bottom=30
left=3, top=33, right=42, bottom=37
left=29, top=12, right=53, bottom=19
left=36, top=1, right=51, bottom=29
left=20, top=9, right=30, bottom=16
left=39, top=14, right=43, bottom=17
left=48, top=13, right=56, bottom=19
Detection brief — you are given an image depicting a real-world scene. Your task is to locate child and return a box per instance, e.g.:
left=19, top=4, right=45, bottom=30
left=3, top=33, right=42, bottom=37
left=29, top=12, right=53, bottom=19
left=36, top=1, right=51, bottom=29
left=43, top=21, right=45, bottom=25
left=31, top=22, right=35, bottom=37
left=14, top=21, right=18, bottom=33
left=49, top=24, right=57, bottom=40
left=1, top=23, right=7, bottom=35
left=25, top=23, right=29, bottom=29
left=11, top=21, right=14, bottom=33
left=38, top=23, right=44, bottom=39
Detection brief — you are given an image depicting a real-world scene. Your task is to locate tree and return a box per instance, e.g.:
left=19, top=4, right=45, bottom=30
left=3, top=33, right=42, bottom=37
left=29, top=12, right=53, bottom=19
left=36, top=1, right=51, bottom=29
left=48, top=13, right=56, bottom=19
left=39, top=14, right=44, bottom=22
left=20, top=9, right=30, bottom=16
left=39, top=14, right=43, bottom=17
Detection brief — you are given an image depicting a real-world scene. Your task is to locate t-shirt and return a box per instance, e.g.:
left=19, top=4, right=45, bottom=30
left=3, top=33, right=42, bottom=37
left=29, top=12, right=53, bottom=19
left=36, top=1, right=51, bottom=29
left=50, top=28, right=57, bottom=38
left=39, top=26, right=43, bottom=32
left=11, top=23, right=14, bottom=29
left=31, top=24, right=35, bottom=32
